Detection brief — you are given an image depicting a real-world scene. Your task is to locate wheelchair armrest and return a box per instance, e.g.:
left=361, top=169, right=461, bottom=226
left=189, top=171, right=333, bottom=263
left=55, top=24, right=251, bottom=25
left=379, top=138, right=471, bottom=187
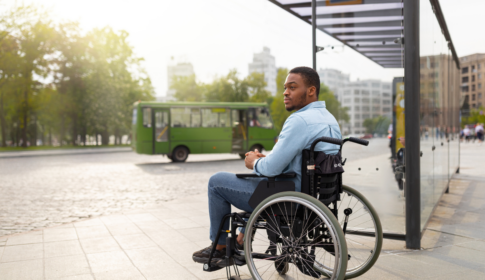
left=236, top=172, right=296, bottom=179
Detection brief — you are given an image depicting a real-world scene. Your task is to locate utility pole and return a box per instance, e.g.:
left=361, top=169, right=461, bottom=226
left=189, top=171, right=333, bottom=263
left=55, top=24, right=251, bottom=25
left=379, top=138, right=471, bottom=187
left=312, top=0, right=316, bottom=70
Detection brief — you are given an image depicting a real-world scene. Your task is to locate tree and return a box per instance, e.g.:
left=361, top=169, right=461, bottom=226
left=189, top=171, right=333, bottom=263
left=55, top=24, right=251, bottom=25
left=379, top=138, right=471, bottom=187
left=247, top=72, right=271, bottom=103
left=318, top=83, right=349, bottom=123
left=171, top=74, right=204, bottom=101
left=363, top=115, right=391, bottom=135
left=270, top=68, right=291, bottom=131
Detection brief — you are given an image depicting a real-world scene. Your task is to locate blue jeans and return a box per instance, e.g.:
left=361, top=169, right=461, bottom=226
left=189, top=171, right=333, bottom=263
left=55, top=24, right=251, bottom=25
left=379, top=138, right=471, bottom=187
left=208, top=172, right=266, bottom=245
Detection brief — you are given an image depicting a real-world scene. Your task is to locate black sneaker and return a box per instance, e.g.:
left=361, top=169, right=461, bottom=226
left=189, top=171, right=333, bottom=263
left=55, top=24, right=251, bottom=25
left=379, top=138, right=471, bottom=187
left=192, top=244, right=226, bottom=264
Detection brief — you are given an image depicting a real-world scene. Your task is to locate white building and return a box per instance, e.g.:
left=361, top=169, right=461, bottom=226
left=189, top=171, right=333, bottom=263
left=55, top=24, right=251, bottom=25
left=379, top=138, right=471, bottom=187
left=317, top=68, right=350, bottom=100
left=248, top=47, right=277, bottom=96
left=166, top=60, right=194, bottom=101
left=340, top=80, right=392, bottom=135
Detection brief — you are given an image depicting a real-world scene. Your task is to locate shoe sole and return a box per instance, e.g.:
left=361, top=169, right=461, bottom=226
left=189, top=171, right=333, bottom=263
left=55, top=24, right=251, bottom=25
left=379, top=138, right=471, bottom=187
left=192, top=256, right=221, bottom=264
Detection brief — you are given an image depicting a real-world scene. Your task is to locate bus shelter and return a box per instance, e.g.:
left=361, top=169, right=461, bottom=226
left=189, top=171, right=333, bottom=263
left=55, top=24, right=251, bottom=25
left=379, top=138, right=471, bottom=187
left=268, top=0, right=460, bottom=249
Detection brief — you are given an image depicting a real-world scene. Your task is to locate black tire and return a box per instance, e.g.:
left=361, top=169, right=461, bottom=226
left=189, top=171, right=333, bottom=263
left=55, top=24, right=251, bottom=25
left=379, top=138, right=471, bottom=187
left=239, top=153, right=246, bottom=159
left=167, top=154, right=172, bottom=160
left=171, top=146, right=189, bottom=162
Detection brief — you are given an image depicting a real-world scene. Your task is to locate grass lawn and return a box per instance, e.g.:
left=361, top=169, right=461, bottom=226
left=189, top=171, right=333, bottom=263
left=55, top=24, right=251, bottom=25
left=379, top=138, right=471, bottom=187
left=0, top=144, right=130, bottom=152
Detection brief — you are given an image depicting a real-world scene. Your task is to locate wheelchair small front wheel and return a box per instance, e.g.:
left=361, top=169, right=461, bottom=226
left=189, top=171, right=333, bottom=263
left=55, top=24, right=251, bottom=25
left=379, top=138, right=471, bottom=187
left=244, top=192, right=348, bottom=280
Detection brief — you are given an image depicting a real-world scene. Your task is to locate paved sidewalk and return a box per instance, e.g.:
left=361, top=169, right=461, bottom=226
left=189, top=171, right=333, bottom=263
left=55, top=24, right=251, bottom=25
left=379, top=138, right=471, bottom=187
left=0, top=147, right=131, bottom=158
left=1, top=143, right=484, bottom=279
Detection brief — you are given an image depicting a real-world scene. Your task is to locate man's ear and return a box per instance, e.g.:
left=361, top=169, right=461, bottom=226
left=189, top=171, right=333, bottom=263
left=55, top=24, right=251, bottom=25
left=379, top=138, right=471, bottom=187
left=308, top=86, right=317, bottom=98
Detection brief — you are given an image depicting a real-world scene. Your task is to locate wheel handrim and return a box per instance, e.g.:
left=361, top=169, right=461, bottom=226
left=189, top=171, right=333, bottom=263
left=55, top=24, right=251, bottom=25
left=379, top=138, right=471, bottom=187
left=245, top=196, right=344, bottom=280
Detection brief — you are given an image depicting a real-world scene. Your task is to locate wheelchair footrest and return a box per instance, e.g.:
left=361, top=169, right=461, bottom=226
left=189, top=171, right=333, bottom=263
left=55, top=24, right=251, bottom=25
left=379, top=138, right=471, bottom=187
left=202, top=263, right=224, bottom=272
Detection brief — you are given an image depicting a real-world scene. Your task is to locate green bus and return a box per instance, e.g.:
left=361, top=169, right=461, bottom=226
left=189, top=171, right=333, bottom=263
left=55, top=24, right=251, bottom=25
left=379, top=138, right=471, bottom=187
left=131, top=102, right=279, bottom=162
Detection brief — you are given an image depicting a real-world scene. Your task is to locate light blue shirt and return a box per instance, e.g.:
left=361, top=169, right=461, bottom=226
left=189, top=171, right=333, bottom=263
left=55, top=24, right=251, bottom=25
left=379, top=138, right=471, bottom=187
left=253, top=101, right=342, bottom=192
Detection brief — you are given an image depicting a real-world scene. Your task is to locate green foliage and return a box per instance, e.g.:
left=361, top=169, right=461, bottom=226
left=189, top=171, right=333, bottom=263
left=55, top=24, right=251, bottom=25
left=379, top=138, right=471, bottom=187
left=270, top=68, right=291, bottom=131
left=363, top=115, right=391, bottom=135
left=318, top=83, right=350, bottom=124
left=461, top=107, right=485, bottom=127
left=0, top=4, right=154, bottom=147
left=171, top=74, right=204, bottom=101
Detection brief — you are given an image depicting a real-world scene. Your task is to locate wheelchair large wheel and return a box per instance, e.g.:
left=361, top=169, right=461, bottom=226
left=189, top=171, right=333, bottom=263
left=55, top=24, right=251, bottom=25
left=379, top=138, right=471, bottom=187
left=244, top=192, right=347, bottom=280
left=336, top=185, right=383, bottom=278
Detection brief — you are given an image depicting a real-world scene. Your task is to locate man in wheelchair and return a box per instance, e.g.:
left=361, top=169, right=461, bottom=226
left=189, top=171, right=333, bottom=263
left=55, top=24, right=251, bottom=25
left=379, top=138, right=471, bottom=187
left=192, top=66, right=342, bottom=267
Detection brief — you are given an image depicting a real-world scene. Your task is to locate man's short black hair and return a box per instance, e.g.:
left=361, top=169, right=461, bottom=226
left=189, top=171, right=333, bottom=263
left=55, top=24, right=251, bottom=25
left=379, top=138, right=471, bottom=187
left=289, top=66, right=320, bottom=99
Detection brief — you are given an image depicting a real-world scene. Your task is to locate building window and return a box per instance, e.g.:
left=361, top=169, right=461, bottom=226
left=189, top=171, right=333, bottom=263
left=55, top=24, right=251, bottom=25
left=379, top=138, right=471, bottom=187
left=362, top=106, right=370, bottom=112
left=472, top=75, right=476, bottom=82
left=472, top=104, right=476, bottom=108
left=383, top=93, right=390, bottom=97
left=479, top=73, right=482, bottom=80
left=372, top=83, right=380, bottom=88
left=462, top=67, right=469, bottom=74
left=472, top=65, right=476, bottom=72
left=354, top=90, right=360, bottom=95
left=362, top=114, right=370, bottom=119
left=354, top=98, right=360, bottom=103
left=478, top=102, right=482, bottom=108
left=343, top=98, right=351, bottom=103
left=372, top=91, right=380, bottom=96
left=354, top=114, right=360, bottom=120
left=362, top=90, right=370, bottom=96
left=472, top=94, right=476, bottom=101
left=462, top=86, right=469, bottom=92
left=383, top=100, right=391, bottom=105
left=478, top=64, right=482, bottom=70
left=462, top=77, right=469, bottom=83
left=472, top=85, right=476, bottom=91
left=372, top=99, right=379, bottom=104
left=343, top=90, right=351, bottom=95
left=479, top=83, right=482, bottom=89
left=354, top=106, right=360, bottom=111
left=479, top=93, right=482, bottom=99
left=362, top=98, right=370, bottom=104
left=383, top=108, right=391, bottom=112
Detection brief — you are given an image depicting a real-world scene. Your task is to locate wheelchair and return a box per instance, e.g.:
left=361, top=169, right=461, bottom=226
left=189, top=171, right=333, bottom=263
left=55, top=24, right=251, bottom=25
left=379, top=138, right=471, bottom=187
left=202, top=136, right=383, bottom=280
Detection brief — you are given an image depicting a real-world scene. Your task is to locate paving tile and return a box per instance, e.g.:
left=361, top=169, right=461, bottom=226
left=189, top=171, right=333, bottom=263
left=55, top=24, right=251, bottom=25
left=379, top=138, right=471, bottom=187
left=131, top=221, right=169, bottom=233
left=0, top=259, right=43, bottom=280
left=159, top=241, right=200, bottom=266
left=47, top=274, right=94, bottom=280
left=100, top=215, right=132, bottom=226
left=125, top=247, right=197, bottom=280
left=79, top=237, right=121, bottom=254
left=114, top=234, right=157, bottom=250
left=105, top=223, right=142, bottom=236
left=145, top=229, right=192, bottom=246
left=73, top=218, right=104, bottom=228
left=126, top=213, right=159, bottom=223
left=5, top=231, right=43, bottom=246
left=149, top=209, right=185, bottom=220
left=75, top=226, right=111, bottom=239
left=177, top=227, right=210, bottom=243
left=44, top=228, right=78, bottom=242
left=187, top=215, right=211, bottom=228
left=0, top=243, right=43, bottom=262
left=45, top=255, right=91, bottom=279
left=431, top=244, right=485, bottom=269
left=86, top=251, right=134, bottom=273
left=93, top=266, right=145, bottom=280
left=162, top=217, right=201, bottom=230
left=44, top=240, right=84, bottom=258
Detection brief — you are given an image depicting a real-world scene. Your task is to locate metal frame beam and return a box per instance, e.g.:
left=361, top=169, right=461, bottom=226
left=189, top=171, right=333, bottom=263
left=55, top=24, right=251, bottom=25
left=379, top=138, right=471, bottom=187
left=404, top=0, right=421, bottom=250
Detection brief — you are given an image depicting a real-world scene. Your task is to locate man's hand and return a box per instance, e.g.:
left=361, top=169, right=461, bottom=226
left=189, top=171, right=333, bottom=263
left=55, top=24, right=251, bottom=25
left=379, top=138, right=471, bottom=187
left=244, top=149, right=266, bottom=170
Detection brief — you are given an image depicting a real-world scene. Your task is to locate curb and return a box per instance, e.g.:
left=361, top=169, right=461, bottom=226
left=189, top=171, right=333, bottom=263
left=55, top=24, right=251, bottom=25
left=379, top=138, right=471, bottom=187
left=0, top=147, right=132, bottom=159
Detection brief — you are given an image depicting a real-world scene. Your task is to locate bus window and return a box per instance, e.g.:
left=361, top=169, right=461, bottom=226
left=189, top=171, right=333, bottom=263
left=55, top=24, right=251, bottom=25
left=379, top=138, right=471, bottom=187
left=143, top=107, right=152, bottom=128
left=202, top=108, right=229, bottom=127
left=132, top=108, right=137, bottom=125
left=171, top=107, right=201, bottom=128
left=249, top=108, right=273, bottom=129
left=155, top=111, right=169, bottom=142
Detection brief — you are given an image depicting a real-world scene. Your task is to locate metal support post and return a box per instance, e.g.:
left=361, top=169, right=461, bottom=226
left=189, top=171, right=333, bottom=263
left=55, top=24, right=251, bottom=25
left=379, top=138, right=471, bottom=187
left=404, top=0, right=421, bottom=249
left=312, top=0, right=316, bottom=70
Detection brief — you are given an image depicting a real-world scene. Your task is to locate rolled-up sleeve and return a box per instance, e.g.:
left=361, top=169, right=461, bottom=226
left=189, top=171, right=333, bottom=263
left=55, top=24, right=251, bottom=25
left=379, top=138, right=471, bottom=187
left=254, top=115, right=308, bottom=176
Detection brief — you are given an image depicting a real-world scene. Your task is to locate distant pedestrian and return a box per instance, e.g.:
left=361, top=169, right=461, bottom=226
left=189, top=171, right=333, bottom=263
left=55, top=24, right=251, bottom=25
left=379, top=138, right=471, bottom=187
left=476, top=123, right=484, bottom=144
left=464, top=126, right=471, bottom=142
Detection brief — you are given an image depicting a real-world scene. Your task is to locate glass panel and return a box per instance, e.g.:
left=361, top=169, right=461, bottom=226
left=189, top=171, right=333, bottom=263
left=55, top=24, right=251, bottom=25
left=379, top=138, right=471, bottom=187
left=419, top=0, right=459, bottom=231
left=249, top=107, right=273, bottom=129
left=201, top=108, right=230, bottom=128
left=142, top=107, right=151, bottom=128
left=171, top=107, right=200, bottom=128
left=132, top=108, right=137, bottom=125
left=155, top=111, right=168, bottom=142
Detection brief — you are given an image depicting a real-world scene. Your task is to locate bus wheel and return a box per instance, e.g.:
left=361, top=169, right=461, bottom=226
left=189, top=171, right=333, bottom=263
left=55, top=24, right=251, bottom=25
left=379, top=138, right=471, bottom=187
left=239, top=153, right=245, bottom=159
left=172, top=146, right=189, bottom=162
left=167, top=154, right=172, bottom=160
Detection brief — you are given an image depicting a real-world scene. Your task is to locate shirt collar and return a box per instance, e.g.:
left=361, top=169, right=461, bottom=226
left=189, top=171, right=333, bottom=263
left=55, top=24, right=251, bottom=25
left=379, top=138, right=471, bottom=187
left=296, top=101, right=326, bottom=113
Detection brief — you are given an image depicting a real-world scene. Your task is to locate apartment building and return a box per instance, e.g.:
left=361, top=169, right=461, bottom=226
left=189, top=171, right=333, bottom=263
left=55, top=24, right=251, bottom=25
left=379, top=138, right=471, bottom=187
left=459, top=53, right=485, bottom=110
left=248, top=47, right=277, bottom=95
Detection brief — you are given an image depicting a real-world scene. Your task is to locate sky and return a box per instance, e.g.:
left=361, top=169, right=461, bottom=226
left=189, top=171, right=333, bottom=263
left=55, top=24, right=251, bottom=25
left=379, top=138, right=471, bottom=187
left=1, top=0, right=483, bottom=97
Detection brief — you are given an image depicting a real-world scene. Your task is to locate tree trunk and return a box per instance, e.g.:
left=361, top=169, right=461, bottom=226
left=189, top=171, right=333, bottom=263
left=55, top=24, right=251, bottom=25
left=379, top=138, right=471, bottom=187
left=31, top=114, right=37, bottom=147
left=0, top=90, right=7, bottom=147
left=95, top=131, right=99, bottom=146
left=21, top=87, right=28, bottom=147
left=72, top=113, right=78, bottom=146
left=60, top=114, right=65, bottom=147
left=48, top=127, right=52, bottom=146
left=101, top=127, right=109, bottom=145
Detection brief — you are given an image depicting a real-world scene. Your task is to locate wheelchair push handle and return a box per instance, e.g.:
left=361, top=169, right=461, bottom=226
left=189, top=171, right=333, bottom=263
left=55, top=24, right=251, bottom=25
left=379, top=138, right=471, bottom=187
left=347, top=137, right=369, bottom=146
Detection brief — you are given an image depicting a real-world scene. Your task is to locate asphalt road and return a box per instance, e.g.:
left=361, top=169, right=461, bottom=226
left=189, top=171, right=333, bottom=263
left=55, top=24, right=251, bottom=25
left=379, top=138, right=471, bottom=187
left=0, top=138, right=391, bottom=237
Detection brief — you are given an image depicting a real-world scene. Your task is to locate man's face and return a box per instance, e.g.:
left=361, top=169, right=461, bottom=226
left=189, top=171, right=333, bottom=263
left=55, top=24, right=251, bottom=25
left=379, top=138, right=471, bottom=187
left=283, top=73, right=312, bottom=112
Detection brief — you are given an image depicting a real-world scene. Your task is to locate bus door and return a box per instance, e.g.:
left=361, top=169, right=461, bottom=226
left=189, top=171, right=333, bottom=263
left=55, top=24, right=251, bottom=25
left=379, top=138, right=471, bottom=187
left=231, top=109, right=247, bottom=153
left=153, top=109, right=170, bottom=154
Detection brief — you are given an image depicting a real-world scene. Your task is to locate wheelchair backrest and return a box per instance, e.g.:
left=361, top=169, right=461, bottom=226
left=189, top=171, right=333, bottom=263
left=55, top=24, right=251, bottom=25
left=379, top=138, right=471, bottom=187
left=301, top=149, right=344, bottom=206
